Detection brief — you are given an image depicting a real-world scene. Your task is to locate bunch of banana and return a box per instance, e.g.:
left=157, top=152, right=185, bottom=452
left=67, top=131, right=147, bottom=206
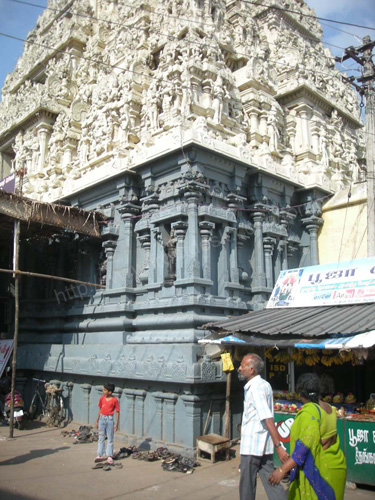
left=331, top=355, right=344, bottom=365
left=265, top=348, right=274, bottom=362
left=274, top=351, right=292, bottom=363
left=304, top=353, right=320, bottom=366
left=292, top=350, right=305, bottom=364
left=321, top=355, right=333, bottom=366
left=339, top=350, right=353, bottom=363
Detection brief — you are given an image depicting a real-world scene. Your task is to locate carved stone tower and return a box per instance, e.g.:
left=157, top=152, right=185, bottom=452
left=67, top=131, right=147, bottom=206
left=0, top=0, right=364, bottom=453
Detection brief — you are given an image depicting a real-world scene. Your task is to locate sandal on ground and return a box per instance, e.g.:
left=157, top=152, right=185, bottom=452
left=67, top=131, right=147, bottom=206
left=103, top=463, right=112, bottom=471
left=95, top=456, right=107, bottom=463
left=111, top=462, right=123, bottom=469
left=92, top=463, right=105, bottom=469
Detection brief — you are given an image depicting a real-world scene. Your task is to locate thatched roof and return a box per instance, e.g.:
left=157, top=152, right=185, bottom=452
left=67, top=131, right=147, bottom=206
left=0, top=190, right=105, bottom=240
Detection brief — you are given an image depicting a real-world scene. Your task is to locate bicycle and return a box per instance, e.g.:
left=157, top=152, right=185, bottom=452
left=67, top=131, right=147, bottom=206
left=29, top=378, right=47, bottom=420
left=45, top=384, right=65, bottom=427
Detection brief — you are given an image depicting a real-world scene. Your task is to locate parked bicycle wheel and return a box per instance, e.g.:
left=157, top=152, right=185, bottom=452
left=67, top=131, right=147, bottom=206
left=29, top=394, right=40, bottom=420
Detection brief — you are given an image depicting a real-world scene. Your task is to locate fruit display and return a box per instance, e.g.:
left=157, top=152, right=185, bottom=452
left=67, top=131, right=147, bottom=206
left=265, top=347, right=357, bottom=367
left=274, top=402, right=300, bottom=413
left=335, top=407, right=345, bottom=418
left=366, top=396, right=375, bottom=410
left=333, top=393, right=343, bottom=404
left=345, top=393, right=356, bottom=404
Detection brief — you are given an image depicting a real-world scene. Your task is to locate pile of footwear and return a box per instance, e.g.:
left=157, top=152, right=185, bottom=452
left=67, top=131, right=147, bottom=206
left=92, top=456, right=123, bottom=471
left=61, top=425, right=98, bottom=444
left=161, top=454, right=199, bottom=474
left=129, top=445, right=199, bottom=474
left=112, top=446, right=137, bottom=460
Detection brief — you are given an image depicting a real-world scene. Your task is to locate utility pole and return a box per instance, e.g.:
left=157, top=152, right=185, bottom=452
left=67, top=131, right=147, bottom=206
left=338, top=37, right=375, bottom=256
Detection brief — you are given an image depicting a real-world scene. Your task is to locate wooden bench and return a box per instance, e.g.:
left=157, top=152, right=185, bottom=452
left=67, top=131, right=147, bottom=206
left=196, top=433, right=230, bottom=463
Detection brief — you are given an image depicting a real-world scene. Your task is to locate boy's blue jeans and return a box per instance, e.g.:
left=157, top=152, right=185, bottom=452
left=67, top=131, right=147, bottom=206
left=97, top=414, right=114, bottom=457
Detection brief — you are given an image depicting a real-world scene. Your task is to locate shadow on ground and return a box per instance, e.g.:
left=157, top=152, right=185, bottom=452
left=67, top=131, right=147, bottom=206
left=0, top=446, right=70, bottom=466
left=0, top=489, right=37, bottom=500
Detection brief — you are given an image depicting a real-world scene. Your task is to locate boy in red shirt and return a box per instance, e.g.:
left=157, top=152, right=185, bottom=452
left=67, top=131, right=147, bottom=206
left=94, top=383, right=120, bottom=460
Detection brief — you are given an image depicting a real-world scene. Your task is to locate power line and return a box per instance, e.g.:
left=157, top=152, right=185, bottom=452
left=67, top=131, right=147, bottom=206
left=241, top=0, right=375, bottom=32
left=1, top=24, right=371, bottom=142
left=4, top=0, right=361, bottom=77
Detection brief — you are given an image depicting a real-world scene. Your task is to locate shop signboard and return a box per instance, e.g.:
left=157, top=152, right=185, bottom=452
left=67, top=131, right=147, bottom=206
left=0, top=339, right=13, bottom=377
left=0, top=173, right=16, bottom=193
left=267, top=257, right=375, bottom=308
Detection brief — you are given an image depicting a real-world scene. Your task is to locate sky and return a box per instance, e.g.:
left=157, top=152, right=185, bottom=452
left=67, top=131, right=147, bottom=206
left=0, top=0, right=374, bottom=94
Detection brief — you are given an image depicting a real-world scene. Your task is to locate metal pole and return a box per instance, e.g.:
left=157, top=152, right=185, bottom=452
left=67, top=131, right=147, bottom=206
left=9, top=219, right=20, bottom=438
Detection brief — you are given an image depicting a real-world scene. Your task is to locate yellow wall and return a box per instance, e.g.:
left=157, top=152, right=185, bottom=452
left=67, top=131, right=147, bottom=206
left=319, top=183, right=367, bottom=264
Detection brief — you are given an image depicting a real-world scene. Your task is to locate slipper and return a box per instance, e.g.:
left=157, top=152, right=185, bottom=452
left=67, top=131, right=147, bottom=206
left=111, top=462, right=123, bottom=469
left=92, top=463, right=105, bottom=469
left=103, top=463, right=112, bottom=471
left=95, top=456, right=107, bottom=463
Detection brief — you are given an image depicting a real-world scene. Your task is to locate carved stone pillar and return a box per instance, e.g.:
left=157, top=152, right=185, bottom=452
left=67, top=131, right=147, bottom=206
left=138, top=233, right=151, bottom=286
left=279, top=240, right=288, bottom=271
left=298, top=105, right=312, bottom=150
left=134, top=389, right=147, bottom=437
left=259, top=112, right=268, bottom=136
left=123, top=389, right=136, bottom=435
left=118, top=203, right=140, bottom=287
left=172, top=220, right=188, bottom=280
left=36, top=123, right=52, bottom=173
left=286, top=115, right=297, bottom=154
left=184, top=191, right=201, bottom=279
left=199, top=221, right=215, bottom=281
left=249, top=110, right=259, bottom=135
left=311, top=121, right=320, bottom=155
left=152, top=392, right=164, bottom=440
left=263, top=237, right=276, bottom=289
left=181, top=394, right=204, bottom=447
left=164, top=393, right=178, bottom=444
left=81, top=383, right=92, bottom=424
left=148, top=225, right=159, bottom=285
left=252, top=211, right=266, bottom=288
left=303, top=217, right=323, bottom=265
left=156, top=230, right=164, bottom=284
left=102, top=240, right=117, bottom=289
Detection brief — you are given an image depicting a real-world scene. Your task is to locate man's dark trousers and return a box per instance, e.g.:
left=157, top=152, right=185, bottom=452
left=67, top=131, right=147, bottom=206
left=239, top=454, right=288, bottom=500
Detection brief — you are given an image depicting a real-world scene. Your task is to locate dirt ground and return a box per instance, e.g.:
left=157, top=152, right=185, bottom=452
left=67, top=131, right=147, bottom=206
left=0, top=421, right=374, bottom=500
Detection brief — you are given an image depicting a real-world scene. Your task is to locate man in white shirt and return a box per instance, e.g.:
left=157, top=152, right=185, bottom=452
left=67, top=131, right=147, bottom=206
left=239, top=353, right=288, bottom=500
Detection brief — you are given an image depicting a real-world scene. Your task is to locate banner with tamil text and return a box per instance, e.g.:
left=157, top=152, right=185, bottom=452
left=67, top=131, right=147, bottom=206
left=267, top=257, right=375, bottom=308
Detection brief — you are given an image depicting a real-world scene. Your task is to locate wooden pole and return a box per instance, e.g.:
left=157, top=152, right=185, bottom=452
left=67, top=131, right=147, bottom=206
left=9, top=220, right=20, bottom=438
left=224, top=369, right=232, bottom=440
left=0, top=268, right=105, bottom=288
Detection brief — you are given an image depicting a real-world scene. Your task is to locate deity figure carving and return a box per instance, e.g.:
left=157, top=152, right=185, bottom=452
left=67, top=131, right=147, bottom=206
left=212, top=75, right=227, bottom=124
left=267, top=107, right=279, bottom=152
left=12, top=132, right=26, bottom=171
left=164, top=229, right=177, bottom=286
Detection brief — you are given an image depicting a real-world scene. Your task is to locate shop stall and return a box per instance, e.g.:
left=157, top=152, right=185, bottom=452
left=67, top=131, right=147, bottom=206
left=274, top=404, right=375, bottom=486
left=201, top=258, right=375, bottom=486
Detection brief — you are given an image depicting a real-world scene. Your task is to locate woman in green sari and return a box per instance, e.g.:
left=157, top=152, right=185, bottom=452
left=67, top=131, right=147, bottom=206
left=269, top=373, right=346, bottom=500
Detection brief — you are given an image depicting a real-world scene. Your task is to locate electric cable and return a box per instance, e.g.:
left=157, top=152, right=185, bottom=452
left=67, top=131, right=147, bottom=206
left=240, top=0, right=375, bottom=32
left=3, top=0, right=364, bottom=83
